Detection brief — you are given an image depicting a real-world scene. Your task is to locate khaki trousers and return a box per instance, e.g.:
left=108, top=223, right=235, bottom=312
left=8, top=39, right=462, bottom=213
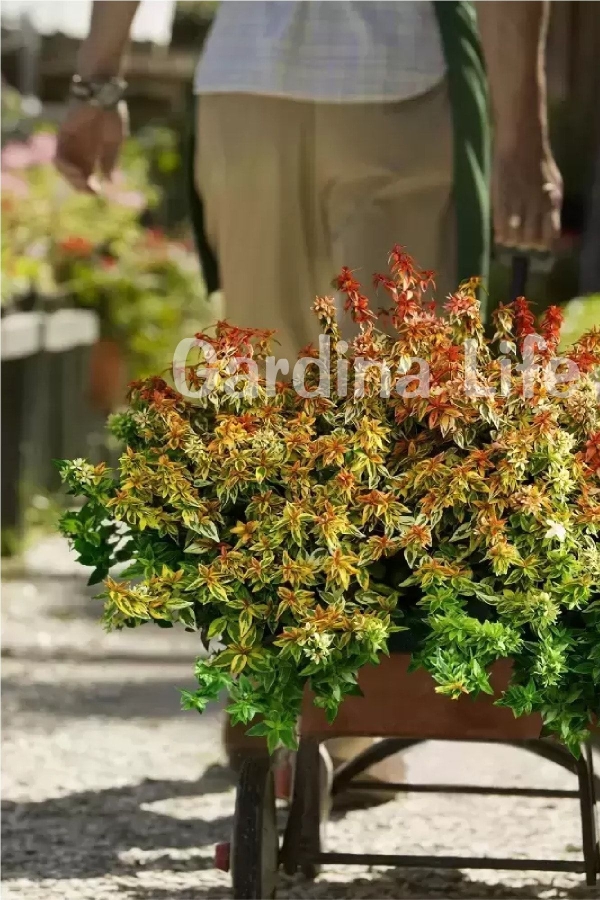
left=195, top=81, right=456, bottom=365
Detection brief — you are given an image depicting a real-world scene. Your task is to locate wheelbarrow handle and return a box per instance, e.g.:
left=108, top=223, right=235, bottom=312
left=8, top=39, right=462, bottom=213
left=510, top=253, right=530, bottom=301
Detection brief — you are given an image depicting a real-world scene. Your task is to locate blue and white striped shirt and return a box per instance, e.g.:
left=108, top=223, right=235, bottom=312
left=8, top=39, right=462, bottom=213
left=195, top=1, right=447, bottom=103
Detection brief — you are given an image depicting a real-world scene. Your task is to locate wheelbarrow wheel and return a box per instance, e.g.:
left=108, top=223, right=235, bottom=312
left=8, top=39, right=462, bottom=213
left=231, top=756, right=279, bottom=899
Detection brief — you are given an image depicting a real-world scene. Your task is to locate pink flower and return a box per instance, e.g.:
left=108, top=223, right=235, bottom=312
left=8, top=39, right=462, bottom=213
left=1, top=172, right=29, bottom=197
left=1, top=142, right=34, bottom=170
left=103, top=183, right=146, bottom=211
left=29, top=132, right=57, bottom=164
left=112, top=189, right=146, bottom=211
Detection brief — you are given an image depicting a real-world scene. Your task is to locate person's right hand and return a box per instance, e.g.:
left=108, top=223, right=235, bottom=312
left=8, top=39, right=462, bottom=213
left=55, top=101, right=128, bottom=193
left=492, top=136, right=562, bottom=252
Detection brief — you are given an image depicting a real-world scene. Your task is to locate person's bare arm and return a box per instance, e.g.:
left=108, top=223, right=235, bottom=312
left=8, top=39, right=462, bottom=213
left=55, top=1, right=140, bottom=192
left=77, top=0, right=139, bottom=77
left=476, top=1, right=562, bottom=250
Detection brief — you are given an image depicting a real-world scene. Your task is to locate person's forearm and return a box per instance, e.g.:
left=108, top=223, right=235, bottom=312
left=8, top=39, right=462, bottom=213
left=76, top=0, right=140, bottom=78
left=476, top=1, right=550, bottom=153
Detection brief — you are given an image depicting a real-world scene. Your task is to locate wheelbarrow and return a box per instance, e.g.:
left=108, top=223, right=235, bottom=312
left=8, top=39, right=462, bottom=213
left=214, top=256, right=599, bottom=895
left=218, top=654, right=599, bottom=897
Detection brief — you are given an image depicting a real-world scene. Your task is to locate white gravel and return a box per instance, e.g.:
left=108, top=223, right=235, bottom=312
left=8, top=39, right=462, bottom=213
left=2, top=538, right=599, bottom=899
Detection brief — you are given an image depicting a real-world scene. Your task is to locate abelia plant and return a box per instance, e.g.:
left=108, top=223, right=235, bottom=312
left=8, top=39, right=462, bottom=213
left=59, top=249, right=600, bottom=753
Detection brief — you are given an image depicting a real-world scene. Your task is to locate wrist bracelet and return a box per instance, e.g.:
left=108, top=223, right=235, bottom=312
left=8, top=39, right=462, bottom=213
left=69, top=75, right=128, bottom=108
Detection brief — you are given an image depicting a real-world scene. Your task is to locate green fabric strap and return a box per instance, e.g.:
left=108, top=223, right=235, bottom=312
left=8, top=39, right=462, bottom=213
left=185, top=89, right=221, bottom=296
left=434, top=0, right=491, bottom=311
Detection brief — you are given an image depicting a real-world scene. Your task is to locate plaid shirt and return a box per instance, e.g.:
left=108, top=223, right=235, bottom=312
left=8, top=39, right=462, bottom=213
left=195, top=1, right=446, bottom=103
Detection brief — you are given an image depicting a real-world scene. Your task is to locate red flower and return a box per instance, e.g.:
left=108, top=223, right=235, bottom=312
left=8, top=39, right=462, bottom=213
left=373, top=273, right=397, bottom=297
left=146, top=228, right=165, bottom=245
left=129, top=376, right=180, bottom=404
left=570, top=350, right=599, bottom=373
left=584, top=432, right=600, bottom=475
left=334, top=266, right=361, bottom=295
left=567, top=329, right=600, bottom=373
left=418, top=269, right=436, bottom=292
left=298, top=342, right=319, bottom=359
left=444, top=292, right=480, bottom=320
left=334, top=267, right=375, bottom=324
left=540, top=305, right=564, bottom=351
left=388, top=245, right=415, bottom=285
left=513, top=296, right=536, bottom=341
left=58, top=236, right=94, bottom=257
left=392, top=290, right=421, bottom=323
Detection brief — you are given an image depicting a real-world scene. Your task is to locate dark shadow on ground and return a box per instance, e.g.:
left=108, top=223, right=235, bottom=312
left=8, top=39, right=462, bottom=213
left=2, top=648, right=201, bottom=664
left=1, top=770, right=234, bottom=883
left=1, top=674, right=204, bottom=720
left=3, top=768, right=597, bottom=898
left=126, top=869, right=599, bottom=900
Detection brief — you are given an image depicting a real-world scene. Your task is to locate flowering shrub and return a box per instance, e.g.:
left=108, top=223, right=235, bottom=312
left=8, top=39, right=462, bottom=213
left=1, top=130, right=205, bottom=377
left=59, top=250, right=600, bottom=753
left=54, top=227, right=204, bottom=378
left=2, top=131, right=149, bottom=302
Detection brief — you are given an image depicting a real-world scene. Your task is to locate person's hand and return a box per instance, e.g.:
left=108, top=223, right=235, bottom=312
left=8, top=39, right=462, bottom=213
left=55, top=101, right=128, bottom=193
left=492, top=137, right=563, bottom=252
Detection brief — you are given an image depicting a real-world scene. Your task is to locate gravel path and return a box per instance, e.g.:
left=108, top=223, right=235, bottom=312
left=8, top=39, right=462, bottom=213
left=2, top=537, right=599, bottom=899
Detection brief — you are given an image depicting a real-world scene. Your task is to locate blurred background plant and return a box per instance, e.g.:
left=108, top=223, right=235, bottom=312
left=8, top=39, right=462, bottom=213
left=1, top=81, right=210, bottom=556
left=1, top=125, right=207, bottom=378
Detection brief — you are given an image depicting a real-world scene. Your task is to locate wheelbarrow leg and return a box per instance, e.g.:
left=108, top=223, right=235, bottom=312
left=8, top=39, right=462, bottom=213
left=577, top=742, right=599, bottom=886
left=281, top=737, right=331, bottom=879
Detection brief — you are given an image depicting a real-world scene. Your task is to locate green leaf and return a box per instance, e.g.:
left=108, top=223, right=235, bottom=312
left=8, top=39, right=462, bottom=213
left=207, top=617, right=227, bottom=639
left=246, top=721, right=269, bottom=737
left=87, top=566, right=108, bottom=586
left=266, top=730, right=280, bottom=755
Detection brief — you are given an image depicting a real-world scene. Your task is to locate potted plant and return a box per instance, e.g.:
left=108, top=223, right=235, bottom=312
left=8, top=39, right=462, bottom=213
left=58, top=249, right=600, bottom=755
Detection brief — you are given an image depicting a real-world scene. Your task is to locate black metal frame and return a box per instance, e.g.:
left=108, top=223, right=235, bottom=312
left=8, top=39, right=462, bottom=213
left=282, top=736, right=599, bottom=887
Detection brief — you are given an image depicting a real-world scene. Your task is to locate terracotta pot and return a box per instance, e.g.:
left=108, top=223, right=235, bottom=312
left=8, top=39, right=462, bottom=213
left=88, top=339, right=127, bottom=414
left=301, top=653, right=541, bottom=741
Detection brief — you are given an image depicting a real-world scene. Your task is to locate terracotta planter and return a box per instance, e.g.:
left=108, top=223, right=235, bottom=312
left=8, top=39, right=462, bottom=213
left=88, top=338, right=127, bottom=414
left=301, top=653, right=541, bottom=741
